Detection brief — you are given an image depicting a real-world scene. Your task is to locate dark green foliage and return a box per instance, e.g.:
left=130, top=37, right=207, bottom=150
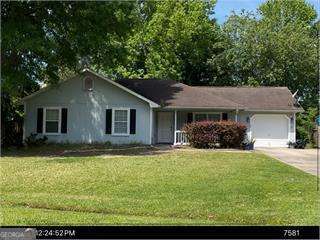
left=24, top=133, right=48, bottom=147
left=1, top=1, right=138, bottom=88
left=1, top=91, right=24, bottom=147
left=293, top=139, right=307, bottom=149
left=296, top=107, right=318, bottom=144
left=117, top=0, right=221, bottom=86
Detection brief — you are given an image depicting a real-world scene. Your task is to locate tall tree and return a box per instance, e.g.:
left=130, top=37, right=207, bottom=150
left=1, top=1, right=138, bottom=94
left=118, top=0, right=223, bottom=85
left=1, top=1, right=138, bottom=145
left=210, top=0, right=318, bottom=108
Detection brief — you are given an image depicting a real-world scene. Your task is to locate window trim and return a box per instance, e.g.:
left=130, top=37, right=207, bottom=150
left=43, top=107, right=62, bottom=135
left=193, top=112, right=222, bottom=122
left=112, top=108, right=130, bottom=136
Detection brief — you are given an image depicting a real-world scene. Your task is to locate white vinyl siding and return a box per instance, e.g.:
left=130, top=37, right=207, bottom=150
left=24, top=73, right=151, bottom=144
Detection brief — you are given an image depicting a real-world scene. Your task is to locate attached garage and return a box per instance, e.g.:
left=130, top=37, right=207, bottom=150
left=251, top=114, right=289, bottom=147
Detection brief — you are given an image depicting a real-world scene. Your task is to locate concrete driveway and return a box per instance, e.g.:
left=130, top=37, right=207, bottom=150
left=257, top=148, right=318, bottom=176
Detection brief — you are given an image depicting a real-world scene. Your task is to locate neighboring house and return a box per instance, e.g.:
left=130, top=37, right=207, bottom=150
left=22, top=69, right=303, bottom=147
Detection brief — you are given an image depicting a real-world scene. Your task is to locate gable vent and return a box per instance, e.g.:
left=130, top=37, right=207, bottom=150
left=84, top=77, right=93, bottom=91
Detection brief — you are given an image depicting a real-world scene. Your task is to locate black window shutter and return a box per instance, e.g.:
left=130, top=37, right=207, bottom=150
left=187, top=113, right=193, bottom=123
left=130, top=109, right=136, bottom=134
left=105, top=109, right=112, bottom=134
left=37, top=108, right=43, bottom=133
left=61, top=108, right=68, bottom=133
left=222, top=113, right=228, bottom=121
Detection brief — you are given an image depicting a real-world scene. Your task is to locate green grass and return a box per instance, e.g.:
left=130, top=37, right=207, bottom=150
left=1, top=147, right=319, bottom=225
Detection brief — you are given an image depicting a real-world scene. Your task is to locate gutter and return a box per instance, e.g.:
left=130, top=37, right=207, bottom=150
left=162, top=106, right=245, bottom=110
left=245, top=109, right=304, bottom=113
left=157, top=106, right=303, bottom=113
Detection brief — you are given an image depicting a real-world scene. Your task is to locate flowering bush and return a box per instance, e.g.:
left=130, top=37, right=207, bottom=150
left=183, top=121, right=247, bottom=148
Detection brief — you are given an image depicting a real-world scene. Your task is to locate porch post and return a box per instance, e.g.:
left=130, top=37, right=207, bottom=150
left=235, top=108, right=239, bottom=122
left=174, top=110, right=177, bottom=145
left=293, top=113, right=296, bottom=142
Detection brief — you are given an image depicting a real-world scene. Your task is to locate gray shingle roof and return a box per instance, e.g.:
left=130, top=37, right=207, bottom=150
left=196, top=86, right=302, bottom=111
left=117, top=78, right=302, bottom=111
left=116, top=79, right=242, bottom=109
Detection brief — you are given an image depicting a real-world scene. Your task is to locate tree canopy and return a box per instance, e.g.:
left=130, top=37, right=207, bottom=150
left=2, top=1, right=138, bottom=97
left=117, top=0, right=221, bottom=86
left=211, top=0, right=318, bottom=108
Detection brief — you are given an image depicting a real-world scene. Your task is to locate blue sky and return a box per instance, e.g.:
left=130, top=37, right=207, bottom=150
left=214, top=0, right=320, bottom=24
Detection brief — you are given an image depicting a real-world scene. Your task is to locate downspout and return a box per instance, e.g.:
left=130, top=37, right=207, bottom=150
left=235, top=108, right=239, bottom=122
left=174, top=110, right=177, bottom=145
left=149, top=106, right=153, bottom=145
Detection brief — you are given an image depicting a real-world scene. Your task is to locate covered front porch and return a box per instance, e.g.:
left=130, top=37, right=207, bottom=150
left=153, top=109, right=241, bottom=145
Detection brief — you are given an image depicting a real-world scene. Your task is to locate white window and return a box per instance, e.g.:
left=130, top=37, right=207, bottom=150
left=84, top=77, right=93, bottom=91
left=112, top=108, right=130, bottom=135
left=44, top=108, right=61, bottom=134
left=194, top=113, right=221, bottom=122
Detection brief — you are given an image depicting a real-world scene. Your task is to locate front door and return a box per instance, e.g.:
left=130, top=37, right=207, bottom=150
left=157, top=112, right=173, bottom=143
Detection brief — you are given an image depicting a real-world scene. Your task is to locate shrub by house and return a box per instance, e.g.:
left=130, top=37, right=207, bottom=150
left=183, top=121, right=247, bottom=148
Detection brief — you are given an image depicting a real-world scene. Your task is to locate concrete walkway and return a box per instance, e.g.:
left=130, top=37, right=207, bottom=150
left=257, top=148, right=318, bottom=176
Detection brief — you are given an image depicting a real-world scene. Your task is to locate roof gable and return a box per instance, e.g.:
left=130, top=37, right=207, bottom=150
left=21, top=69, right=160, bottom=108
left=85, top=70, right=159, bottom=107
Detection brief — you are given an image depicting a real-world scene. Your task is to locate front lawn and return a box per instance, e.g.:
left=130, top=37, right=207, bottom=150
left=1, top=147, right=319, bottom=225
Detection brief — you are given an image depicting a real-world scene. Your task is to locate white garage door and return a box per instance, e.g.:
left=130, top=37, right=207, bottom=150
left=252, top=114, right=289, bottom=147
